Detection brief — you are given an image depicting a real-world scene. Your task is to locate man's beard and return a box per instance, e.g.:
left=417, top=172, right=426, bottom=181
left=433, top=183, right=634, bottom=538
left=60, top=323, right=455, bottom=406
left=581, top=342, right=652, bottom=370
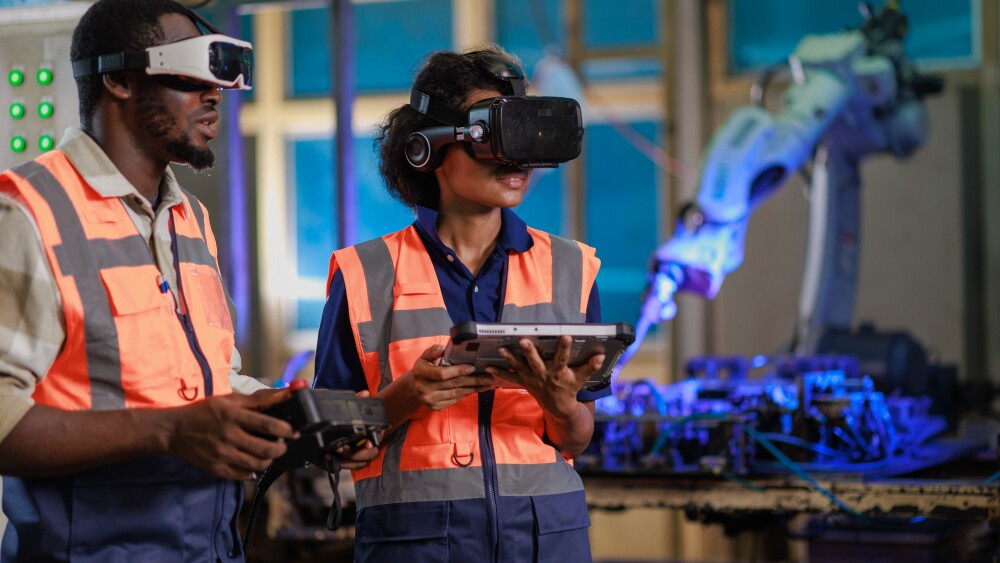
left=135, top=90, right=215, bottom=171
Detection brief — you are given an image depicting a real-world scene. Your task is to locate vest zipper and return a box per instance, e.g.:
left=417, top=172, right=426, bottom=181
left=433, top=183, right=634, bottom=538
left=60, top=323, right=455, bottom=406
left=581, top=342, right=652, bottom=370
left=170, top=217, right=214, bottom=397
left=479, top=390, right=500, bottom=562
left=178, top=312, right=213, bottom=397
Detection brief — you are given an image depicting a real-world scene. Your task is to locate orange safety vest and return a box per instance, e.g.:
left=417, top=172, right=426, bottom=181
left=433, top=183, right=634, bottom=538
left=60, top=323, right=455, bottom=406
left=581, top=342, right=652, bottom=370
left=329, top=224, right=600, bottom=509
left=0, top=152, right=234, bottom=410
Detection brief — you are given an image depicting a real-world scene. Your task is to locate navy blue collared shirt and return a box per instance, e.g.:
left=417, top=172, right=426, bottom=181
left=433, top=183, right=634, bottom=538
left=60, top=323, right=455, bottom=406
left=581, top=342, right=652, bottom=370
left=313, top=206, right=609, bottom=402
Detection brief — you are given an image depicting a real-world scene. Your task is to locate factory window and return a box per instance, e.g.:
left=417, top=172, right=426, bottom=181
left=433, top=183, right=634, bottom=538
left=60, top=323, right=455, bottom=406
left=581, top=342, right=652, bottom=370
left=353, top=136, right=415, bottom=244
left=496, top=0, right=565, bottom=76
left=729, top=0, right=979, bottom=72
left=496, top=0, right=662, bottom=82
left=287, top=1, right=452, bottom=98
left=582, top=0, right=659, bottom=49
left=518, top=168, right=565, bottom=236
left=584, top=121, right=662, bottom=324
left=286, top=135, right=411, bottom=330
left=288, top=137, right=337, bottom=282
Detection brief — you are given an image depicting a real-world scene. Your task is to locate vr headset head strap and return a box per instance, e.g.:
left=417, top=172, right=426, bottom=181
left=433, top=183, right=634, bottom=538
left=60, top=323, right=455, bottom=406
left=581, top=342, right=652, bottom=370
left=409, top=89, right=466, bottom=126
left=475, top=52, right=525, bottom=96
left=409, top=50, right=526, bottom=126
left=72, top=51, right=148, bottom=78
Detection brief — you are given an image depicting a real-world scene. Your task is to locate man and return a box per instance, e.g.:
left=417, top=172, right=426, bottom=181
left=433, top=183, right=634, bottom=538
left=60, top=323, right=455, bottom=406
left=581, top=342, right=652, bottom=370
left=0, top=1, right=374, bottom=560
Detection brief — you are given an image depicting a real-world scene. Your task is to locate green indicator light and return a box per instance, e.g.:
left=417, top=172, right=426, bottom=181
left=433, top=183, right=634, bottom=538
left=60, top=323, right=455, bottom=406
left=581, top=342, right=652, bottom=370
left=9, top=102, right=25, bottom=120
left=37, top=68, right=53, bottom=86
left=8, top=69, right=24, bottom=87
left=38, top=135, right=54, bottom=152
left=37, top=101, right=54, bottom=119
left=11, top=136, right=26, bottom=153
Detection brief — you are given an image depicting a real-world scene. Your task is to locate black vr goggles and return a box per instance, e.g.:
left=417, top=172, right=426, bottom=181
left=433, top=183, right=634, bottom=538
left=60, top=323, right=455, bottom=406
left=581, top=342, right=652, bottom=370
left=405, top=53, right=584, bottom=172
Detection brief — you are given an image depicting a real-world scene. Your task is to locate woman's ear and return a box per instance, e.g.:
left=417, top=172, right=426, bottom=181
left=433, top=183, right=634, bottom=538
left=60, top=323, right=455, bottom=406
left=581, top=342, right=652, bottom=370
left=102, top=71, right=135, bottom=101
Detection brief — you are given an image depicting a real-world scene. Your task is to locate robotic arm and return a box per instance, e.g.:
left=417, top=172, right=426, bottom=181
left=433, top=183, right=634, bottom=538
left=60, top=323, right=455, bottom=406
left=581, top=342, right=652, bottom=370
left=622, top=2, right=942, bottom=368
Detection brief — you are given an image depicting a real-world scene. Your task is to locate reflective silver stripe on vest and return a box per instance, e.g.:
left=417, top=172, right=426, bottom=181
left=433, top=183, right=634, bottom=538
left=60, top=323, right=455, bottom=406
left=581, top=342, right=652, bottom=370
left=181, top=188, right=207, bottom=241
left=502, top=234, right=586, bottom=323
left=353, top=238, right=396, bottom=391
left=176, top=235, right=217, bottom=269
left=389, top=307, right=452, bottom=342
left=501, top=302, right=559, bottom=323
left=53, top=235, right=151, bottom=270
left=496, top=460, right=583, bottom=496
left=176, top=191, right=214, bottom=269
left=356, top=460, right=583, bottom=508
left=13, top=161, right=126, bottom=410
left=356, top=466, right=484, bottom=507
left=549, top=234, right=585, bottom=319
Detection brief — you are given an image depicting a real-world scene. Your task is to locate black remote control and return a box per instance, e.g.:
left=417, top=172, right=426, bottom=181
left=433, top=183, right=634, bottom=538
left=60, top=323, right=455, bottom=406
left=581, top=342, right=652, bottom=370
left=244, top=389, right=389, bottom=553
left=262, top=388, right=389, bottom=473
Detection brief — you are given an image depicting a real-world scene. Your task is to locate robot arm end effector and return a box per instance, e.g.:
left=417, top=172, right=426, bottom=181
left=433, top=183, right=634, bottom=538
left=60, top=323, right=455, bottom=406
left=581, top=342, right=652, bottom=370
left=640, top=205, right=748, bottom=330
left=622, top=211, right=743, bottom=371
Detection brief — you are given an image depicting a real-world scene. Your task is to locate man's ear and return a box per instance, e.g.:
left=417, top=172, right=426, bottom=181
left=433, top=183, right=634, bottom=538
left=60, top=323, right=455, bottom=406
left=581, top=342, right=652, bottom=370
left=102, top=71, right=135, bottom=100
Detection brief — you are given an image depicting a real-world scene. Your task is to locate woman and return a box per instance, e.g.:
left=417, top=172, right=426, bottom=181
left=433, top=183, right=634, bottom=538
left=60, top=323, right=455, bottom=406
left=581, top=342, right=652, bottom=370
left=313, top=45, right=608, bottom=562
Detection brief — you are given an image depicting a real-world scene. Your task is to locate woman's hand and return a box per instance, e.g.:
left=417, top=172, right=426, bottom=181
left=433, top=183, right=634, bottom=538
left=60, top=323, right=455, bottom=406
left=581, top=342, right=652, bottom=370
left=378, top=344, right=497, bottom=430
left=487, top=336, right=604, bottom=419
left=486, top=336, right=603, bottom=457
left=407, top=345, right=497, bottom=411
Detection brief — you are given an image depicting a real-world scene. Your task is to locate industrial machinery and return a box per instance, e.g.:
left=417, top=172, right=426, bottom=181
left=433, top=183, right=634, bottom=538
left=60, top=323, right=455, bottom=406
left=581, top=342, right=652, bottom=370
left=618, top=1, right=943, bottom=369
left=594, top=0, right=967, bottom=476
left=582, top=6, right=998, bottom=558
left=578, top=353, right=953, bottom=477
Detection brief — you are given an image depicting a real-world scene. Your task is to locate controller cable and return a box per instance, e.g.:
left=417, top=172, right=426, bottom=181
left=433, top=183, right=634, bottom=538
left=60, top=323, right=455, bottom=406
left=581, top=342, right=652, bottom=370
left=242, top=454, right=345, bottom=553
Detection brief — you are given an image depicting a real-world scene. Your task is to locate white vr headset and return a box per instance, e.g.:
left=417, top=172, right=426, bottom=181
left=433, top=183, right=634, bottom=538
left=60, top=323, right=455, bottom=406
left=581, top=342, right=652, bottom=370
left=73, top=33, right=254, bottom=91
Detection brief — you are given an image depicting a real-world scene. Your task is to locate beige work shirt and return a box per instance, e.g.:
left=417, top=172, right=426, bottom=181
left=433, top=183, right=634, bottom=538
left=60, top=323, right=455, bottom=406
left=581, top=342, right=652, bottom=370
left=0, top=127, right=265, bottom=444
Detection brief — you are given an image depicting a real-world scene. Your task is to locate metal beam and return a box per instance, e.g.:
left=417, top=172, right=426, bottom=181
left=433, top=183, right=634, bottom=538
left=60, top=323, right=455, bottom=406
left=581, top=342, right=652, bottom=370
left=584, top=475, right=1000, bottom=522
left=331, top=0, right=356, bottom=248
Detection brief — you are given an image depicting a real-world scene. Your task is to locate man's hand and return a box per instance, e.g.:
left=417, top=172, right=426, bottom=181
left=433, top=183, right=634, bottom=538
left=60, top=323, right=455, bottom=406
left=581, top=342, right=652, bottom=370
left=164, top=388, right=299, bottom=481
left=0, top=388, right=301, bottom=479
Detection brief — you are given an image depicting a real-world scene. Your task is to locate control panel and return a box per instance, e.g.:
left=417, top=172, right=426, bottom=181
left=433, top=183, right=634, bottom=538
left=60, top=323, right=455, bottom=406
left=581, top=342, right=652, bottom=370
left=0, top=3, right=88, bottom=171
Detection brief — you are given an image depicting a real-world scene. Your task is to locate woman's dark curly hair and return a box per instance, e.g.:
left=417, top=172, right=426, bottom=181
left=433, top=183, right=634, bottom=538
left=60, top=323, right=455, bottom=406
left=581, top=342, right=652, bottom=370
left=375, top=44, right=527, bottom=210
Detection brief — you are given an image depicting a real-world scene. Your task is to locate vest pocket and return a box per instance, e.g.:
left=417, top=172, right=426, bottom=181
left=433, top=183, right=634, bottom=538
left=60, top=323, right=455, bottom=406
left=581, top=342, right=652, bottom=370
left=98, top=267, right=181, bottom=402
left=356, top=501, right=450, bottom=563
left=531, top=491, right=593, bottom=563
left=183, top=263, right=233, bottom=332
left=99, top=268, right=167, bottom=316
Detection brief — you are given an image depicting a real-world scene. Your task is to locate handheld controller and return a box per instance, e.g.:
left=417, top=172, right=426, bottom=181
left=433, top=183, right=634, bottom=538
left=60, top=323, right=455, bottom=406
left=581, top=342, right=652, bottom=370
left=243, top=388, right=389, bottom=554
left=262, top=388, right=389, bottom=473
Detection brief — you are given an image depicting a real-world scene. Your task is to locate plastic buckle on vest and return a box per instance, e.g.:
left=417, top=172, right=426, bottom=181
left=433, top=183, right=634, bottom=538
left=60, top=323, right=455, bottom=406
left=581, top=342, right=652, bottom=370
left=178, top=380, right=200, bottom=402
left=452, top=442, right=474, bottom=467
